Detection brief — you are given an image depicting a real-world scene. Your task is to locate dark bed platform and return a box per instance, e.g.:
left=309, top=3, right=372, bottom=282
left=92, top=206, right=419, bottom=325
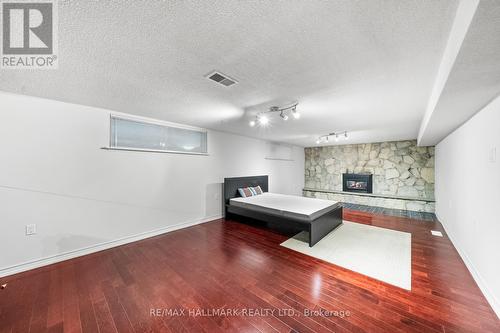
left=224, top=175, right=343, bottom=247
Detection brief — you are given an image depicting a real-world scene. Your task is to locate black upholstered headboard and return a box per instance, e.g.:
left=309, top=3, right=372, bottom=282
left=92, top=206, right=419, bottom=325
left=224, top=175, right=269, bottom=205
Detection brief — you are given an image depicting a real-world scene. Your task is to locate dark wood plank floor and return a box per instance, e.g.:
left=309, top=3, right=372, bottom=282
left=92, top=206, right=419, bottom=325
left=1, top=209, right=499, bottom=333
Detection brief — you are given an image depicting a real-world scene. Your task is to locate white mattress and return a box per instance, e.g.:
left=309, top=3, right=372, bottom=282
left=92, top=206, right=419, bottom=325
left=230, top=193, right=339, bottom=222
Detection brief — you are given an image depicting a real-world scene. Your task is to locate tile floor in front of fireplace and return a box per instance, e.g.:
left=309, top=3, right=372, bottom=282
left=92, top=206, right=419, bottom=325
left=341, top=202, right=437, bottom=222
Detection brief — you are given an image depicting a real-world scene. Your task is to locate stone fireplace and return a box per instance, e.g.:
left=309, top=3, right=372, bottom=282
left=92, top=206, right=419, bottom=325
left=343, top=173, right=373, bottom=193
left=304, top=140, right=435, bottom=212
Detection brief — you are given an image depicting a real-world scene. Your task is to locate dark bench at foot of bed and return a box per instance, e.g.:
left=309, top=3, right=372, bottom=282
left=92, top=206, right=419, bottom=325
left=223, top=175, right=343, bottom=247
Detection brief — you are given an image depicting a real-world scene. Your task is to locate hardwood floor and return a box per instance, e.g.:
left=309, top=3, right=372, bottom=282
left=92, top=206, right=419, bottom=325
left=1, top=210, right=499, bottom=332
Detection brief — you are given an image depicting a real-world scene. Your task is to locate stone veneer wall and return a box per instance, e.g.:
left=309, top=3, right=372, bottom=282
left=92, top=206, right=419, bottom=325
left=304, top=140, right=435, bottom=212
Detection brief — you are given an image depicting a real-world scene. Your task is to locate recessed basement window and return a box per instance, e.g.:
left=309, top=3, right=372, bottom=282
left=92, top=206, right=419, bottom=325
left=109, top=115, right=208, bottom=155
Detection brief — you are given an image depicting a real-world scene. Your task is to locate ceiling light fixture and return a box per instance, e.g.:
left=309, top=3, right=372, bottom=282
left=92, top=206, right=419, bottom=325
left=258, top=115, right=269, bottom=126
left=249, top=103, right=299, bottom=127
left=316, top=131, right=349, bottom=145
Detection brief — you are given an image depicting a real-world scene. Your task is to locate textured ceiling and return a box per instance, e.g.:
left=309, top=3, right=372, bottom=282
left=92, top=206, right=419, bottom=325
left=418, top=0, right=500, bottom=146
left=0, top=0, right=462, bottom=146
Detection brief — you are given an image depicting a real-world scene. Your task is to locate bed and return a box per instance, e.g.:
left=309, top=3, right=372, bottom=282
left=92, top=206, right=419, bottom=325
left=224, top=175, right=343, bottom=247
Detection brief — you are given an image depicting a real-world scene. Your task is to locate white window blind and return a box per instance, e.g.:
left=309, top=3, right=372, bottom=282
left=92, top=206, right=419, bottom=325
left=110, top=116, right=207, bottom=154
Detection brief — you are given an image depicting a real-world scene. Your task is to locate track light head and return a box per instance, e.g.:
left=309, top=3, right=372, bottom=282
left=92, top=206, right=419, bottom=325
left=258, top=115, right=269, bottom=126
left=344, top=131, right=348, bottom=140
left=280, top=111, right=289, bottom=121
left=335, top=134, right=339, bottom=142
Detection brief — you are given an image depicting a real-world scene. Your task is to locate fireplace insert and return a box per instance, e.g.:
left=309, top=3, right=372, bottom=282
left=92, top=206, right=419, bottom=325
left=342, top=173, right=373, bottom=193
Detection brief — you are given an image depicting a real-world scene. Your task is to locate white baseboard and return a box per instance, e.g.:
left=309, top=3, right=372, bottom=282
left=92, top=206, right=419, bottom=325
left=0, top=214, right=223, bottom=278
left=437, top=213, right=500, bottom=319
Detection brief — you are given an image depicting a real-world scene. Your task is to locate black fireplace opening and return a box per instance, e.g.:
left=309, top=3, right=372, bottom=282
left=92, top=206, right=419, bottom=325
left=342, top=173, right=373, bottom=194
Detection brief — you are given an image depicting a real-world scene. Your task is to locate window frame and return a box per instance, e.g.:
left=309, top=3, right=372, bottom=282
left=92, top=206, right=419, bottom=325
left=106, top=114, right=208, bottom=156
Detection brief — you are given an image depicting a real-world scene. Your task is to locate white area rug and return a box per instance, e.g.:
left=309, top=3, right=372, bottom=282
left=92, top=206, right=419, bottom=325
left=281, top=221, right=412, bottom=290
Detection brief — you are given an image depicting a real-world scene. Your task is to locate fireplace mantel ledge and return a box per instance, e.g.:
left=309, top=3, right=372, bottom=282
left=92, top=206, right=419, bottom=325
left=303, top=188, right=436, bottom=203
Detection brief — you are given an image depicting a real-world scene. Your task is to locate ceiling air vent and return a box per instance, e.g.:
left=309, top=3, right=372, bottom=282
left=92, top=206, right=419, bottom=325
left=206, top=71, right=238, bottom=87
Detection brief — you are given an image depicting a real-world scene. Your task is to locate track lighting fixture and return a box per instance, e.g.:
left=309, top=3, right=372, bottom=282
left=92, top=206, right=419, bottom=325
left=258, top=115, right=269, bottom=125
left=316, top=131, right=349, bottom=145
left=280, top=111, right=289, bottom=121
left=249, top=103, right=299, bottom=127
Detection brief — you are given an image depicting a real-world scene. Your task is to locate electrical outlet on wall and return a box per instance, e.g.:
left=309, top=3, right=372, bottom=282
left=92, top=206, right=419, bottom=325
left=25, top=224, right=36, bottom=235
left=489, top=147, right=496, bottom=163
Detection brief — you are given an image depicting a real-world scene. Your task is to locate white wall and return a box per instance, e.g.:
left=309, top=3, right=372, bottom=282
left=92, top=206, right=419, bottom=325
left=435, top=95, right=500, bottom=317
left=0, top=92, right=304, bottom=277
